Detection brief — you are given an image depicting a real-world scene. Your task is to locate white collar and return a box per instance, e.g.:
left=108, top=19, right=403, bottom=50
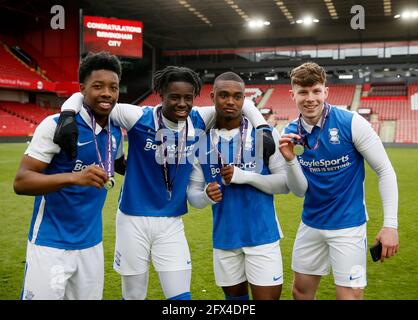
left=80, top=106, right=106, bottom=135
left=211, top=116, right=253, bottom=143
left=152, top=105, right=195, bottom=137
left=300, top=115, right=323, bottom=134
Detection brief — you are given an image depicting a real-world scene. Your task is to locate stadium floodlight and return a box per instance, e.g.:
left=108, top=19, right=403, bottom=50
left=247, top=19, right=270, bottom=28
left=296, top=16, right=319, bottom=25
left=396, top=10, right=418, bottom=20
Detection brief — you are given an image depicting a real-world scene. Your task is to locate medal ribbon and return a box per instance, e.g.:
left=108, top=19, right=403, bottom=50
left=211, top=117, right=248, bottom=167
left=157, top=106, right=188, bottom=199
left=83, top=104, right=114, bottom=179
left=297, top=103, right=331, bottom=151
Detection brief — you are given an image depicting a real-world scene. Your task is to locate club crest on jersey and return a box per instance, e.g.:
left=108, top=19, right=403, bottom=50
left=328, top=128, right=340, bottom=144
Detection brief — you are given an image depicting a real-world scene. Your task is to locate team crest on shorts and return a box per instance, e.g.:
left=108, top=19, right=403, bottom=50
left=329, top=128, right=340, bottom=144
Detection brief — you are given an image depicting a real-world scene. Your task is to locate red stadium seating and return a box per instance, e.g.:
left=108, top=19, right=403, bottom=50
left=0, top=44, right=46, bottom=82
left=360, top=84, right=418, bottom=143
left=0, top=101, right=54, bottom=125
left=0, top=109, right=37, bottom=136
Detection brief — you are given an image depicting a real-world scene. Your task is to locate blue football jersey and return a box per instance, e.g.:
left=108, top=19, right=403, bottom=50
left=28, top=113, right=122, bottom=250
left=284, top=106, right=366, bottom=230
left=118, top=107, right=206, bottom=217
left=199, top=121, right=281, bottom=250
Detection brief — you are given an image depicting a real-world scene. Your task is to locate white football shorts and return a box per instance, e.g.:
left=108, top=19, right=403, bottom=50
left=113, top=210, right=192, bottom=275
left=292, top=221, right=367, bottom=288
left=21, top=241, right=103, bottom=300
left=213, top=240, right=283, bottom=287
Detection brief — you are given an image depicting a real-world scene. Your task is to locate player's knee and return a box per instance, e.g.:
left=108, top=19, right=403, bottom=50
left=122, top=287, right=147, bottom=300
left=352, top=288, right=364, bottom=300
left=167, top=291, right=191, bottom=300
left=292, top=284, right=314, bottom=300
left=224, top=293, right=250, bottom=300
left=121, top=274, right=148, bottom=300
left=338, top=287, right=364, bottom=300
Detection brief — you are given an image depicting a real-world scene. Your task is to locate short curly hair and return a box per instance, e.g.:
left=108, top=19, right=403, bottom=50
left=78, top=51, right=122, bottom=83
left=290, top=62, right=326, bottom=87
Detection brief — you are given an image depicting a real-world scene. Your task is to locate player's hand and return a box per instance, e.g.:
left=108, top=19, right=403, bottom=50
left=279, top=133, right=302, bottom=161
left=374, top=227, right=399, bottom=262
left=206, top=182, right=222, bottom=202
left=220, top=165, right=234, bottom=185
left=53, top=111, right=78, bottom=160
left=256, top=125, right=275, bottom=166
left=73, top=165, right=108, bottom=189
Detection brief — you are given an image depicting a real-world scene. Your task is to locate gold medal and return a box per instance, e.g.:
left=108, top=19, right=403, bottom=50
left=293, top=144, right=304, bottom=156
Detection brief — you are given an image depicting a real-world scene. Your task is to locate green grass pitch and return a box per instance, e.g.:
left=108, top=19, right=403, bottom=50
left=0, top=143, right=417, bottom=300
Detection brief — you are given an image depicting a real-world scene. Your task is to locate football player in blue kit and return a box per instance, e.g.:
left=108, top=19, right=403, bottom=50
left=281, top=62, right=399, bottom=300
left=13, top=52, right=125, bottom=300
left=53, top=66, right=270, bottom=300
left=187, top=72, right=307, bottom=300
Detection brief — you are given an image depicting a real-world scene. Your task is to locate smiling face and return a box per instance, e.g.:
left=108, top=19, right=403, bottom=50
left=80, top=69, right=119, bottom=127
left=211, top=79, right=245, bottom=122
left=160, top=81, right=195, bottom=122
left=291, top=82, right=329, bottom=125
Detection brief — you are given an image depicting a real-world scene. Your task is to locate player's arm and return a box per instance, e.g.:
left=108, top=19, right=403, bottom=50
left=352, top=113, right=399, bottom=262
left=278, top=131, right=308, bottom=197
left=61, top=92, right=143, bottom=130
left=13, top=155, right=108, bottom=195
left=14, top=116, right=108, bottom=195
left=55, top=92, right=144, bottom=159
left=194, top=98, right=268, bottom=128
left=195, top=99, right=275, bottom=164
left=187, top=161, right=221, bottom=208
left=225, top=129, right=307, bottom=196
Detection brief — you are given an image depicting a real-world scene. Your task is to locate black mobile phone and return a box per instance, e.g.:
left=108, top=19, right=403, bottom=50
left=370, top=242, right=382, bottom=262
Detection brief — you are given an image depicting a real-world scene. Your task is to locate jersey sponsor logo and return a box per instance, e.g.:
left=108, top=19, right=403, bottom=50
left=72, top=160, right=97, bottom=172
left=144, top=138, right=195, bottom=164
left=144, top=138, right=195, bottom=153
left=299, top=155, right=351, bottom=173
left=77, top=140, right=93, bottom=147
left=210, top=162, right=256, bottom=177
left=329, top=128, right=340, bottom=144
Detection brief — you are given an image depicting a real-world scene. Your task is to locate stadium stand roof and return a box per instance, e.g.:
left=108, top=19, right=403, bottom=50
left=1, top=0, right=418, bottom=51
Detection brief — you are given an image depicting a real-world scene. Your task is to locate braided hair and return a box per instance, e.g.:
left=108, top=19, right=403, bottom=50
left=152, top=66, right=202, bottom=97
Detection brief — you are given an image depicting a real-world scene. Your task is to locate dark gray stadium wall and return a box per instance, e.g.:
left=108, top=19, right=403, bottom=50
left=117, top=44, right=154, bottom=104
